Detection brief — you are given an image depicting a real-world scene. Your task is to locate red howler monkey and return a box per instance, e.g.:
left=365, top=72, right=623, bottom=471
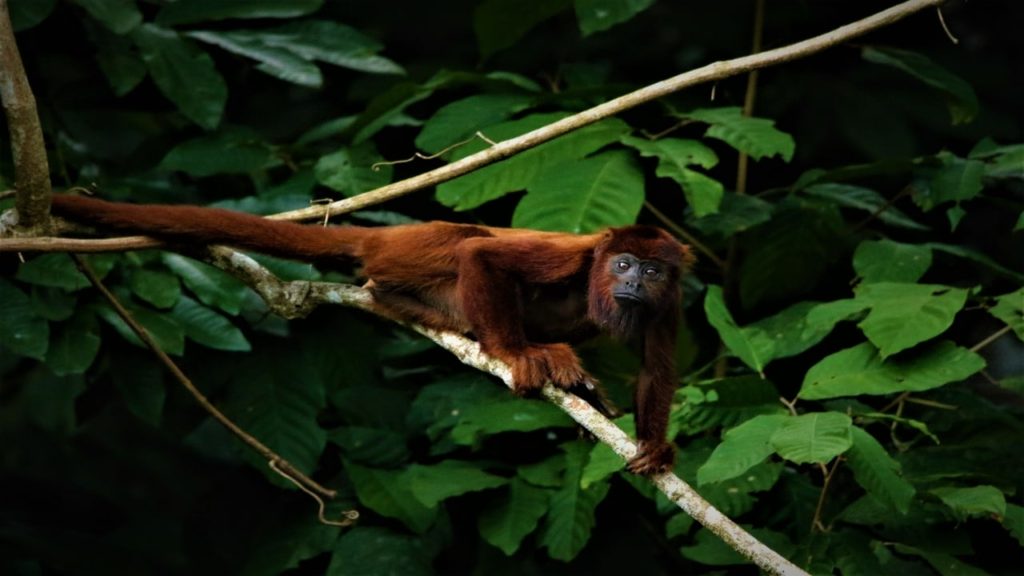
left=50, top=195, right=694, bottom=474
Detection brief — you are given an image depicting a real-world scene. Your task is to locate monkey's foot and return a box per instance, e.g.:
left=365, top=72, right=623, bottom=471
left=505, top=343, right=591, bottom=395
left=627, top=441, right=675, bottom=475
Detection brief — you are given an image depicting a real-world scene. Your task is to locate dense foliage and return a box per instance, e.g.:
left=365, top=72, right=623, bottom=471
left=1, top=1, right=1022, bottom=574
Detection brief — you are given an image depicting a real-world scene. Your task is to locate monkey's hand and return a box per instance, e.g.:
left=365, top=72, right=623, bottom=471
left=505, top=343, right=592, bottom=394
left=626, top=440, right=675, bottom=475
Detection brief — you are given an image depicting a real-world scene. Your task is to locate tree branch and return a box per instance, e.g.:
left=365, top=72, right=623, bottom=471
left=0, top=0, right=52, bottom=232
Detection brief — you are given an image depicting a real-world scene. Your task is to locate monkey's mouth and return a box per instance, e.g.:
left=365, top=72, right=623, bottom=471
left=613, top=292, right=643, bottom=305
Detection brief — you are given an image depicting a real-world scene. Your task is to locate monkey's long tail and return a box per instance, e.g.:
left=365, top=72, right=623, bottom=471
left=51, top=195, right=369, bottom=266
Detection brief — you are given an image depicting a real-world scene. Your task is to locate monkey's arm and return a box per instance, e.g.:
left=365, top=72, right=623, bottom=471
left=627, top=315, right=680, bottom=475
left=454, top=235, right=599, bottom=392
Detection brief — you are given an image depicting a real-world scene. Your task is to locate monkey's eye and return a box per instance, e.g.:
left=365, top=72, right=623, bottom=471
left=616, top=260, right=631, bottom=271
left=643, top=267, right=661, bottom=278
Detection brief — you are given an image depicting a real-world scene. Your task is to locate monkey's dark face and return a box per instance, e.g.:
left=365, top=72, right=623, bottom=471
left=608, top=252, right=667, bottom=308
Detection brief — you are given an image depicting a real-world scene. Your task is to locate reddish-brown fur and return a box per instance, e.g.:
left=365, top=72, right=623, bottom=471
left=51, top=194, right=694, bottom=474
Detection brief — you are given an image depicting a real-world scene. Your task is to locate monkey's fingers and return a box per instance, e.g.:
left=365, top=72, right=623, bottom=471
left=570, top=377, right=622, bottom=418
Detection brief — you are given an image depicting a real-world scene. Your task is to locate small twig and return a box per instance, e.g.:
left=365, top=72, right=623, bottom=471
left=0, top=188, right=15, bottom=200
left=969, top=325, right=1012, bottom=353
left=269, top=460, right=358, bottom=527
left=779, top=396, right=799, bottom=417
left=370, top=131, right=497, bottom=171
left=640, top=119, right=692, bottom=140
left=643, top=201, right=724, bottom=268
left=848, top=185, right=913, bottom=234
left=880, top=391, right=911, bottom=414
left=904, top=397, right=957, bottom=410
left=810, top=457, right=843, bottom=533
left=936, top=7, right=959, bottom=44
left=70, top=254, right=338, bottom=501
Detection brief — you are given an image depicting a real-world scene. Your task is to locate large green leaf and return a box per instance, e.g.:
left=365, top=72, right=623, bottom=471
left=416, top=93, right=535, bottom=154
left=686, top=191, right=774, bottom=239
left=674, top=376, right=784, bottom=435
left=800, top=340, right=985, bottom=400
left=512, top=150, right=644, bottom=233
left=344, top=463, right=437, bottom=534
left=539, top=442, right=611, bottom=561
left=327, top=527, right=433, bottom=576
left=474, top=0, right=571, bottom=59
left=855, top=282, right=968, bottom=358
left=926, top=242, right=1024, bottom=284
left=916, top=154, right=985, bottom=212
left=170, top=296, right=251, bottom=352
left=159, top=130, right=275, bottom=176
left=853, top=240, right=933, bottom=283
left=684, top=107, right=795, bottom=161
left=622, top=136, right=723, bottom=216
left=846, top=427, right=915, bottom=514
left=255, top=20, right=404, bottom=75
left=450, top=398, right=574, bottom=445
left=162, top=254, right=248, bottom=315
left=740, top=299, right=867, bottom=366
left=574, top=0, right=654, bottom=36
left=156, top=0, right=323, bottom=26
left=862, top=47, right=978, bottom=125
left=132, top=24, right=227, bottom=130
left=46, top=313, right=101, bottom=376
left=988, top=287, right=1024, bottom=340
left=408, top=460, right=508, bottom=508
left=314, top=142, right=392, bottom=197
left=931, top=485, right=1006, bottom=521
left=704, top=285, right=766, bottom=375
left=96, top=304, right=185, bottom=356
left=697, top=414, right=788, bottom=485
left=436, top=114, right=629, bottom=210
left=802, top=183, right=928, bottom=231
left=188, top=30, right=323, bottom=87
left=9, top=0, right=56, bottom=31
left=1003, top=504, right=1024, bottom=547
left=93, top=27, right=147, bottom=96
left=479, top=478, right=551, bottom=555
left=0, top=278, right=50, bottom=360
left=770, top=412, right=852, bottom=464
left=128, top=268, right=181, bottom=309
left=77, top=0, right=141, bottom=34
left=16, top=253, right=90, bottom=290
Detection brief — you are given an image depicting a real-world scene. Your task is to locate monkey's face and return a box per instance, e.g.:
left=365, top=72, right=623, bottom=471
left=607, top=252, right=668, bottom=309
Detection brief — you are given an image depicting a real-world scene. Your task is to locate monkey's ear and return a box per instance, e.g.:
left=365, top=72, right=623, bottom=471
left=679, top=244, right=697, bottom=270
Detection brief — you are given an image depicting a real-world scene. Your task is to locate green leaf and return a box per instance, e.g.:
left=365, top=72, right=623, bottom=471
left=580, top=442, right=625, bottom=488
left=855, top=282, right=968, bottom=358
left=256, top=20, right=405, bottom=76
left=800, top=340, right=985, bottom=400
left=224, top=359, right=327, bottom=475
left=926, top=242, right=1024, bottom=284
left=574, top=0, right=654, bottom=36
left=345, top=463, right=437, bottom=533
left=132, top=24, right=227, bottom=130
left=770, top=412, right=852, bottom=464
left=96, top=304, right=185, bottom=356
left=916, top=154, right=985, bottom=212
left=46, top=314, right=101, bottom=376
left=513, top=150, right=644, bottom=233
left=539, top=442, right=611, bottom=561
left=741, top=299, right=867, bottom=366
left=188, top=29, right=322, bottom=88
left=450, top=398, right=574, bottom=445
left=111, top=353, right=166, bottom=426
left=686, top=191, right=773, bottom=239
left=93, top=28, right=147, bottom=96
left=479, top=478, right=551, bottom=555
left=76, top=0, right=141, bottom=34
left=862, top=47, right=978, bottom=124
left=437, top=114, right=630, bottom=210
left=518, top=454, right=567, bottom=488
left=328, top=426, right=409, bottom=467
left=853, top=240, right=933, bottom=283
left=160, top=129, right=275, bottom=176
left=0, top=279, right=50, bottom=360
left=170, top=296, right=251, bottom=352
left=314, top=142, right=392, bottom=197
left=408, top=460, right=508, bottom=508
left=803, top=183, right=928, bottom=231
left=846, top=427, right=915, bottom=514
left=474, top=0, right=572, bottom=59
left=931, top=485, right=1006, bottom=521
left=674, top=376, right=784, bottom=435
left=162, top=254, right=248, bottom=315
left=30, top=286, right=77, bottom=321
left=156, top=0, right=322, bottom=26
left=9, top=0, right=57, bottom=31
left=684, top=107, right=795, bottom=161
left=704, top=285, right=765, bottom=375
left=129, top=268, right=181, bottom=309
left=988, top=287, right=1024, bottom=341
left=327, top=527, right=433, bottom=576
left=16, top=253, right=89, bottom=290
left=416, top=93, right=534, bottom=154
left=1003, top=504, right=1024, bottom=546
left=697, top=414, right=788, bottom=484
left=622, top=136, right=723, bottom=216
